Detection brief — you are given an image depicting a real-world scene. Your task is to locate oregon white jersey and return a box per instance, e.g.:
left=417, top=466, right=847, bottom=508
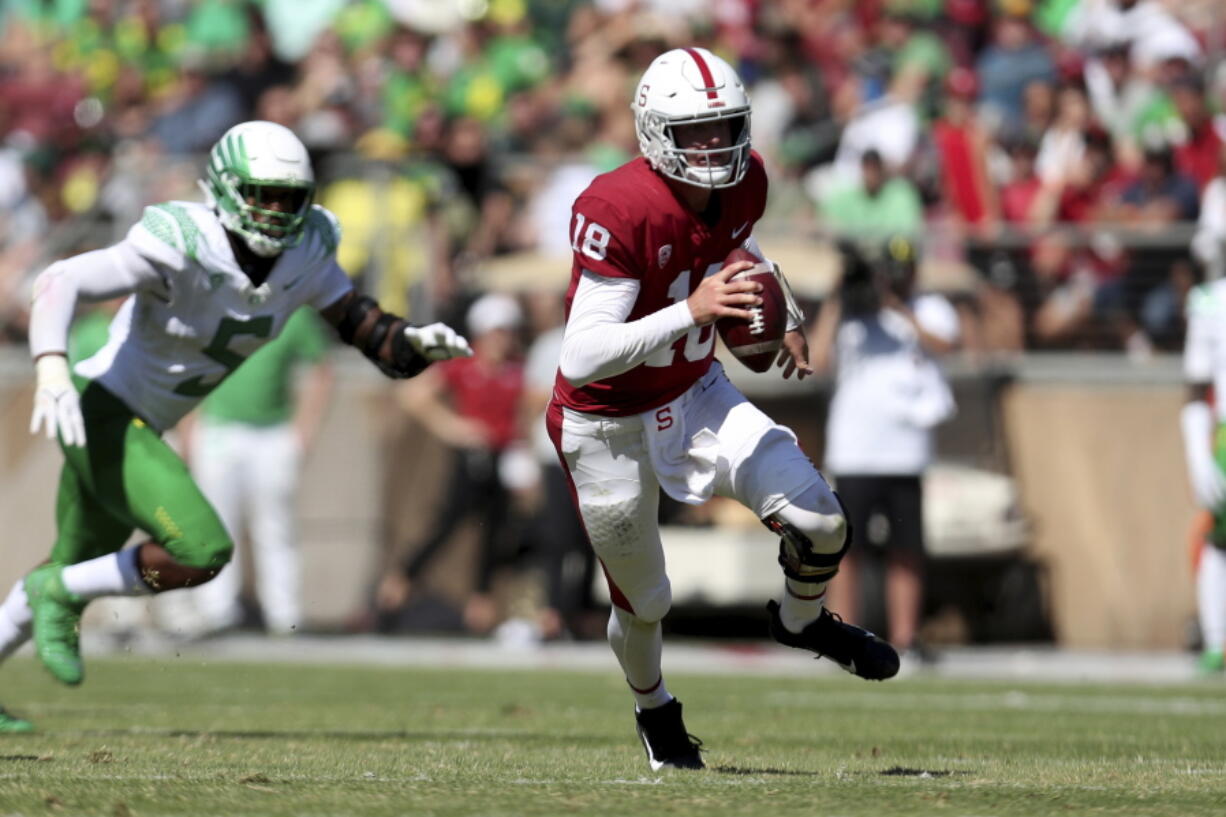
left=1185, top=279, right=1226, bottom=421
left=76, top=201, right=352, bottom=431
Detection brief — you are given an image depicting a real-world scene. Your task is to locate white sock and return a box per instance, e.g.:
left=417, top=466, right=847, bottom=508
left=1198, top=544, right=1226, bottom=653
left=61, top=549, right=152, bottom=601
left=779, top=577, right=827, bottom=633
left=0, top=581, right=32, bottom=661
left=607, top=607, right=672, bottom=710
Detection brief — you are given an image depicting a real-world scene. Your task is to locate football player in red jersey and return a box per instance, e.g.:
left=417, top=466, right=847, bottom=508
left=545, top=48, right=900, bottom=771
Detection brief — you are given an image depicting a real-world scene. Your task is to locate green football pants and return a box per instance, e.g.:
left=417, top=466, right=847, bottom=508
left=50, top=380, right=233, bottom=572
left=1213, top=425, right=1226, bottom=550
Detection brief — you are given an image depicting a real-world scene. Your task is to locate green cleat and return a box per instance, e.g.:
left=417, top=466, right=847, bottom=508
left=1197, top=649, right=1225, bottom=676
left=24, top=565, right=86, bottom=686
left=0, top=707, right=34, bottom=733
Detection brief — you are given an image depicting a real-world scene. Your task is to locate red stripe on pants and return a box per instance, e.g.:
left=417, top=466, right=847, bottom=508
left=545, top=398, right=635, bottom=615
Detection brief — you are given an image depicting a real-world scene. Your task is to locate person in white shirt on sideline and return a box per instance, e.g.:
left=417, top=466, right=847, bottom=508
left=810, top=235, right=960, bottom=662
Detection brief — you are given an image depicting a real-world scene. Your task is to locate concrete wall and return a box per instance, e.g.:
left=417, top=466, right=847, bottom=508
left=1001, top=382, right=1195, bottom=648
left=0, top=359, right=1199, bottom=648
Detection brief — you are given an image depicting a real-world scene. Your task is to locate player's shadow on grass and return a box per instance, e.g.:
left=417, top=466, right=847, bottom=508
left=713, top=766, right=971, bottom=778
left=879, top=767, right=967, bottom=778
left=72, top=728, right=616, bottom=746
left=714, top=766, right=820, bottom=777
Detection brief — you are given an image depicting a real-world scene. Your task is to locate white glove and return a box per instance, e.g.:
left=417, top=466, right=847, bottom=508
left=1182, top=401, right=1226, bottom=511
left=29, top=354, right=86, bottom=447
left=403, top=322, right=473, bottom=361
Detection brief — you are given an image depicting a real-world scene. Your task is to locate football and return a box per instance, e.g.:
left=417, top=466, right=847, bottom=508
left=715, top=247, right=787, bottom=372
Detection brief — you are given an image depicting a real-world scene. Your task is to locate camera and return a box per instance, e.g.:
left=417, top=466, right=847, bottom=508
left=837, top=239, right=879, bottom=316
left=836, top=235, right=918, bottom=316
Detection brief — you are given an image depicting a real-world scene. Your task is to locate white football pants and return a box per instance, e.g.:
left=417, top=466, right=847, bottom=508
left=548, top=364, right=836, bottom=622
left=184, top=419, right=303, bottom=634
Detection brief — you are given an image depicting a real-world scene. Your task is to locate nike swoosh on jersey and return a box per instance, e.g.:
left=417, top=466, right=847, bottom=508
left=731, top=221, right=749, bottom=239
left=282, top=273, right=307, bottom=291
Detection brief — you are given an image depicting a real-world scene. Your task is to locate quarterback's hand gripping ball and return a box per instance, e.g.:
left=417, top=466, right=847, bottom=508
left=403, top=323, right=473, bottom=362
left=716, top=247, right=787, bottom=372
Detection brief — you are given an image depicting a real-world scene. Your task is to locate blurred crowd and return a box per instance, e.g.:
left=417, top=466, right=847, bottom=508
left=6, top=0, right=1221, bottom=643
left=1, top=0, right=1226, bottom=355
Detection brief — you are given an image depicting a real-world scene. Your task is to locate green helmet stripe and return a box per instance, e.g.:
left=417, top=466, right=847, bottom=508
left=236, top=133, right=250, bottom=176
left=228, top=133, right=248, bottom=177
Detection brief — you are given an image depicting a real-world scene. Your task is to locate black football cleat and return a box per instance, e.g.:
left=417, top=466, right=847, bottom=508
left=767, top=600, right=900, bottom=680
left=634, top=698, right=705, bottom=771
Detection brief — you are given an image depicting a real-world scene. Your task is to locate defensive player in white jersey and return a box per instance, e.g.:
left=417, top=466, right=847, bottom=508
left=0, top=121, right=471, bottom=732
left=1181, top=280, right=1226, bottom=675
left=546, top=48, right=899, bottom=770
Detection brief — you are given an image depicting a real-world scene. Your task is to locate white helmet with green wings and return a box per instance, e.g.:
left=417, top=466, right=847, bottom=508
left=202, top=121, right=315, bottom=257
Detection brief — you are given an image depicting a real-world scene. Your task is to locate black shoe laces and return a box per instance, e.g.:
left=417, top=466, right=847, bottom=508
left=643, top=708, right=704, bottom=759
left=656, top=726, right=703, bottom=756
left=660, top=732, right=704, bottom=762
left=813, top=608, right=865, bottom=661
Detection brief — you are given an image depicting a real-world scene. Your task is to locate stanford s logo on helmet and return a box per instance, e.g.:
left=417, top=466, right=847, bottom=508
left=633, top=47, right=751, bottom=190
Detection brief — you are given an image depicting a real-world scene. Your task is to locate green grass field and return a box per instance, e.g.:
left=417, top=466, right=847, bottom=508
left=0, top=655, right=1224, bottom=816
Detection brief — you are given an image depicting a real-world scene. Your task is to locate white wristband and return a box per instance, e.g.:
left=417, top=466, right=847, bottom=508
left=773, top=263, right=805, bottom=331
left=35, top=354, right=73, bottom=390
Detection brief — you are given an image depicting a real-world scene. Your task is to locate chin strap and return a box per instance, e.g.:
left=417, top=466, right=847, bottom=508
left=243, top=233, right=283, bottom=258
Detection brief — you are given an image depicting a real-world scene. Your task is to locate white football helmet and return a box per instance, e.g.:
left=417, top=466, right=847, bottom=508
left=633, top=47, right=752, bottom=189
left=201, top=121, right=315, bottom=257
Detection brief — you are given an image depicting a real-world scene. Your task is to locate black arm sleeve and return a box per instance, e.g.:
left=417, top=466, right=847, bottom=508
left=336, top=293, right=430, bottom=379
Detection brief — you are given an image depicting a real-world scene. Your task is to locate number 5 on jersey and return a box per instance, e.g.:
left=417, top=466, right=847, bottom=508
left=174, top=316, right=273, bottom=396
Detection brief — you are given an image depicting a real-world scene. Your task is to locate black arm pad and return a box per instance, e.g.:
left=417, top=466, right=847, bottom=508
left=363, top=312, right=398, bottom=359
left=336, top=294, right=378, bottom=345
left=383, top=326, right=429, bottom=379
left=336, top=292, right=429, bottom=379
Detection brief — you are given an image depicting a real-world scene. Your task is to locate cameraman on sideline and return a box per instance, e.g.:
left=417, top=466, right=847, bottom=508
left=809, top=236, right=960, bottom=663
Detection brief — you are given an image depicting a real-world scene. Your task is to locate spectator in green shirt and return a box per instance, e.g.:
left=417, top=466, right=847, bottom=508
left=819, top=150, right=924, bottom=241
left=172, top=307, right=334, bottom=637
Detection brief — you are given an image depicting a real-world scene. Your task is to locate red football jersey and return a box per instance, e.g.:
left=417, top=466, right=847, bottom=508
left=553, top=153, right=768, bottom=416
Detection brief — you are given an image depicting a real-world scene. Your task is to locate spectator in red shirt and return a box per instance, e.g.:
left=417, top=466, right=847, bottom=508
left=375, top=293, right=526, bottom=634
left=1033, top=129, right=1130, bottom=225
left=1171, top=74, right=1222, bottom=191
left=999, top=136, right=1043, bottom=224
left=0, top=46, right=85, bottom=149
left=932, top=67, right=998, bottom=230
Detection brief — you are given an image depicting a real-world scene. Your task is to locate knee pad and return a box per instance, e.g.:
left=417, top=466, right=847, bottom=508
left=618, top=577, right=672, bottom=624
left=764, top=499, right=850, bottom=583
